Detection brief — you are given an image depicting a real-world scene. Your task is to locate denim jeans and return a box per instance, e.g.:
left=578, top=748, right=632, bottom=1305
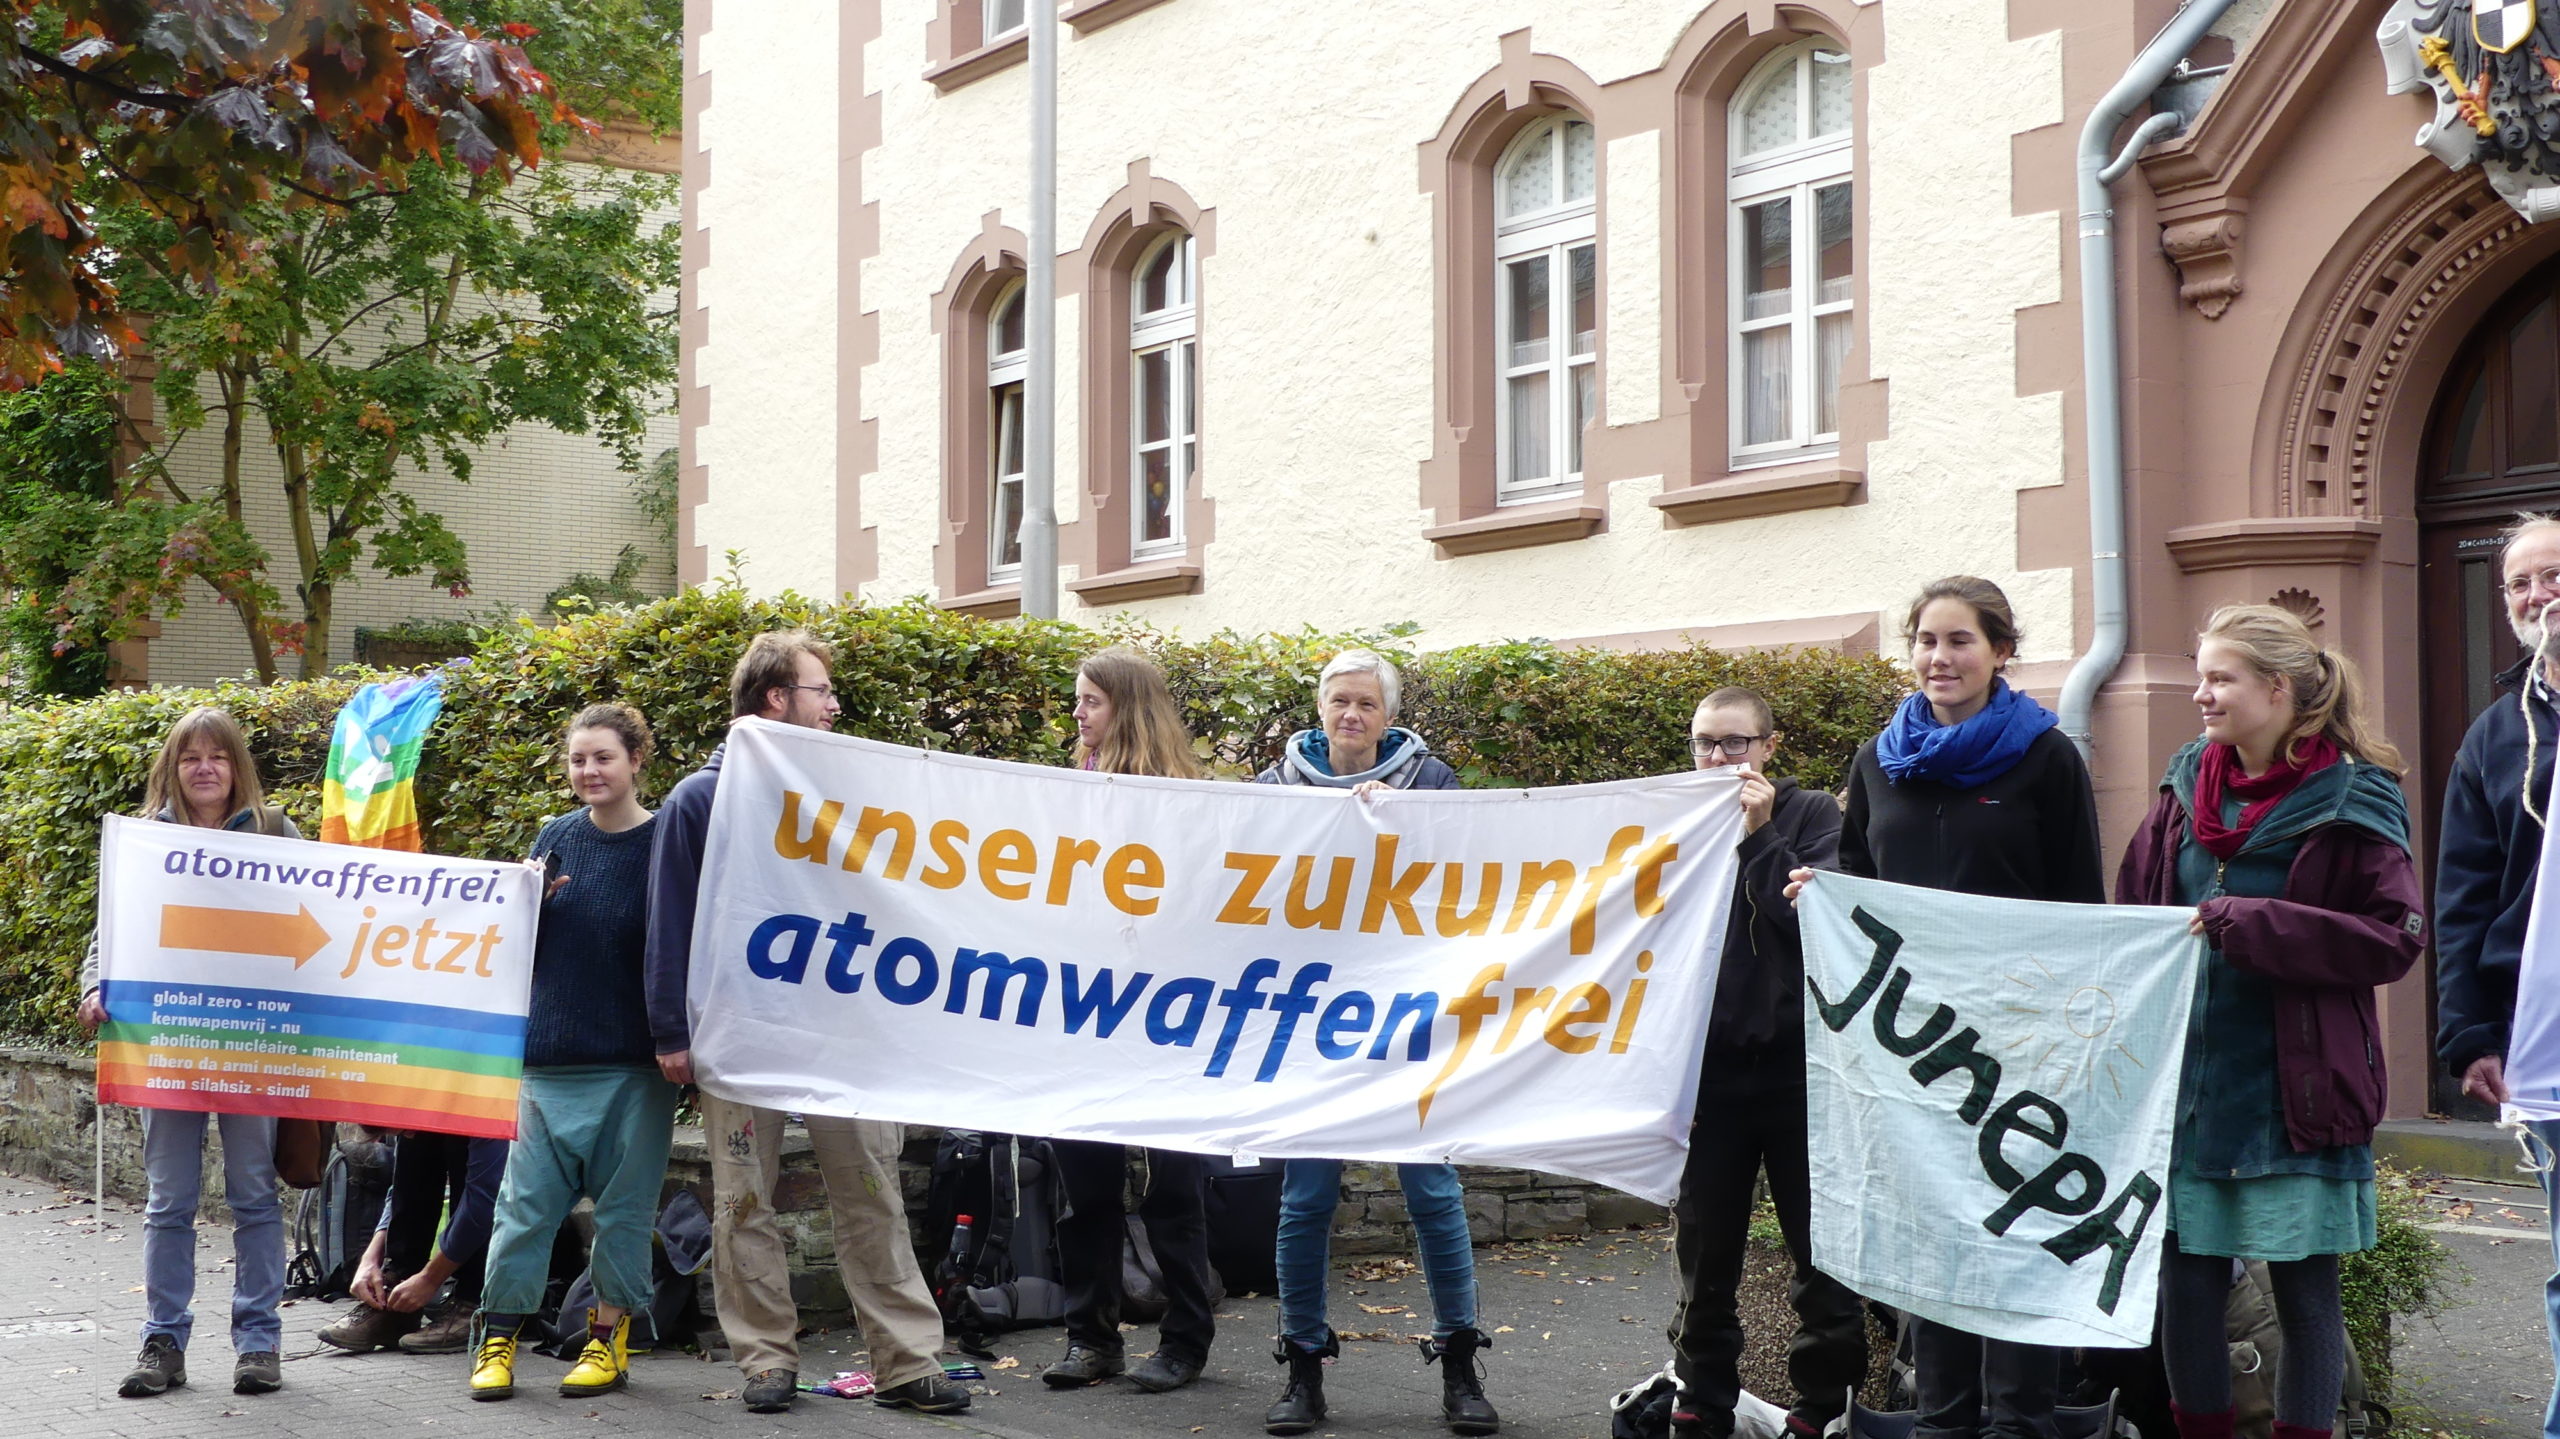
left=1277, top=1159, right=1476, bottom=1348
left=140, top=1107, right=285, bottom=1353
left=2531, top=1118, right=2560, bottom=1439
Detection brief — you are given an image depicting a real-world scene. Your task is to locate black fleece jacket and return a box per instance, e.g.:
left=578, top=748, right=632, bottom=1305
left=1704, top=777, right=1843, bottom=1054
left=1835, top=725, right=2104, bottom=904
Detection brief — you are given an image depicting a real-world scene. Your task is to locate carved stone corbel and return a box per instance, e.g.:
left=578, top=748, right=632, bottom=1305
left=2162, top=212, right=2245, bottom=319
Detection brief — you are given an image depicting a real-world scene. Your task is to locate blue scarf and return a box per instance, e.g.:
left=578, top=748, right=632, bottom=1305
left=1874, top=679, right=2058, bottom=789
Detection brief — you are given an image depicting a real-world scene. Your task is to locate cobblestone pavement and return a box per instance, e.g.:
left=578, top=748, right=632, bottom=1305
left=7, top=1172, right=2552, bottom=1439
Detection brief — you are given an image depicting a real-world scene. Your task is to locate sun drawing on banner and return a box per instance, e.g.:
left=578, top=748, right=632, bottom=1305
left=2000, top=956, right=2148, bottom=1099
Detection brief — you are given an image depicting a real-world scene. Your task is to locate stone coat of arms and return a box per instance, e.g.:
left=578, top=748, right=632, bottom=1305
left=2381, top=0, right=2560, bottom=219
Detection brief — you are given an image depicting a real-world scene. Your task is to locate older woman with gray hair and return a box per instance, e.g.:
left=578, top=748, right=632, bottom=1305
left=1250, top=650, right=1494, bottom=1436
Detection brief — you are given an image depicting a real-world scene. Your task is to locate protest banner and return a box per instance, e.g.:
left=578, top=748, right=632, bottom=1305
left=686, top=719, right=1745, bottom=1204
left=94, top=814, right=541, bottom=1137
left=2504, top=786, right=2560, bottom=1122
left=1798, top=871, right=2201, bottom=1348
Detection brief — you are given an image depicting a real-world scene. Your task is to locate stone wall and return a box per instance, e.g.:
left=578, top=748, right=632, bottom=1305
left=4, top=1047, right=1666, bottom=1315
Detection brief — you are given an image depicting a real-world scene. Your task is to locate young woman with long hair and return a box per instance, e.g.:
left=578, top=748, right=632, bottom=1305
left=465, top=703, right=680, bottom=1402
left=1043, top=647, right=1218, bottom=1393
left=78, top=707, right=300, bottom=1400
left=1788, top=576, right=2103, bottom=1439
left=2116, top=605, right=2422, bottom=1439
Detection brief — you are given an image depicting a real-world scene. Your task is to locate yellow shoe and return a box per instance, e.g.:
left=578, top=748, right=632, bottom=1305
left=558, top=1312, right=630, bottom=1397
left=468, top=1324, right=518, bottom=1402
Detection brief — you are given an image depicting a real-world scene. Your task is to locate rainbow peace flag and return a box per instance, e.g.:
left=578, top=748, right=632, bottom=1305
left=320, top=674, right=447, bottom=850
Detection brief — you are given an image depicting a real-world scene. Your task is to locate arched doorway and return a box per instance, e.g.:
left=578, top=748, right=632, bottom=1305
left=2416, top=254, right=2560, bottom=1115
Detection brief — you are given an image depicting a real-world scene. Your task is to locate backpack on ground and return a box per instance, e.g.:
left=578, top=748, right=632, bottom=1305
left=1201, top=1155, right=1285, bottom=1294
left=2225, top=1260, right=2388, bottom=1439
left=923, top=1131, right=1067, bottom=1355
left=284, top=1125, right=392, bottom=1300
left=533, top=1189, right=712, bottom=1356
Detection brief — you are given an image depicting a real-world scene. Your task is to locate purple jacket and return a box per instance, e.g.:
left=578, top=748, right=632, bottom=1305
left=2116, top=789, right=2426, bottom=1153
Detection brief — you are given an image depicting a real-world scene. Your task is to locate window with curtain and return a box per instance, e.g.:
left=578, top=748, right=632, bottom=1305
left=1493, top=115, right=1598, bottom=503
left=983, top=0, right=1026, bottom=41
left=1130, top=232, right=1197, bottom=557
left=988, top=283, right=1027, bottom=581
left=1728, top=41, right=1852, bottom=465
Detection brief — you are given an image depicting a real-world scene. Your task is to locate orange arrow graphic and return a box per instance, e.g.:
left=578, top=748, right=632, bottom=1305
left=159, top=904, right=334, bottom=968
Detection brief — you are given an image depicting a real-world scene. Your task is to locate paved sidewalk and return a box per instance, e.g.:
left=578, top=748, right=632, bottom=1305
left=7, top=1171, right=2553, bottom=1439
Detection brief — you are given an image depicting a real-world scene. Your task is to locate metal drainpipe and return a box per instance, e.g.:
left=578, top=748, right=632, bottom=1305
left=2055, top=0, right=2238, bottom=761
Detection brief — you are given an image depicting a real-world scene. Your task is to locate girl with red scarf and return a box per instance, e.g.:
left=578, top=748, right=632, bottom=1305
left=2114, top=605, right=2427, bottom=1439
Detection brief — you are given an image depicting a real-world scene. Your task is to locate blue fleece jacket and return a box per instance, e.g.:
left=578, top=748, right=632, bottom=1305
left=643, top=744, right=725, bottom=1054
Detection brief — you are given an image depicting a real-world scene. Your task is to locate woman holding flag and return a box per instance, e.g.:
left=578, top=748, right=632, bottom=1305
left=2114, top=605, right=2423, bottom=1439
left=1788, top=576, right=2102, bottom=1439
left=79, top=707, right=301, bottom=1400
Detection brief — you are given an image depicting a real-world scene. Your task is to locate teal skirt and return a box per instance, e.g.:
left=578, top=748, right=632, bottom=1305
left=2168, top=1167, right=2377, bottom=1261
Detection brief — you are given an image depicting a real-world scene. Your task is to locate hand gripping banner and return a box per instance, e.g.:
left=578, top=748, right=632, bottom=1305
left=95, top=814, right=542, bottom=1137
left=686, top=719, right=1745, bottom=1204
left=1799, top=872, right=2202, bottom=1348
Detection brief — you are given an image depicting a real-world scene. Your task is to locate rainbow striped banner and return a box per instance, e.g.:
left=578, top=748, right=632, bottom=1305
left=320, top=674, right=448, bottom=850
left=94, top=814, right=538, bottom=1136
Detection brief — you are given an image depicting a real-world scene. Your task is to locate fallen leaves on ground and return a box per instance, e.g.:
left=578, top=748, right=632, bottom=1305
left=1358, top=1303, right=1410, bottom=1315
left=702, top=1389, right=737, bottom=1401
left=1347, top=1258, right=1420, bottom=1281
left=991, top=1356, right=1019, bottom=1370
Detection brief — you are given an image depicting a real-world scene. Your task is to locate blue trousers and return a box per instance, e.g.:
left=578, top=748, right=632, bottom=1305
left=1276, top=1159, right=1476, bottom=1349
left=481, top=1066, right=679, bottom=1316
left=140, top=1107, right=284, bottom=1353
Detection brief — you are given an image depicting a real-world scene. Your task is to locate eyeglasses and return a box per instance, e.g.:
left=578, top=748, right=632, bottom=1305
left=782, top=683, right=837, bottom=699
left=1689, top=734, right=1768, bottom=758
left=2506, top=566, right=2560, bottom=599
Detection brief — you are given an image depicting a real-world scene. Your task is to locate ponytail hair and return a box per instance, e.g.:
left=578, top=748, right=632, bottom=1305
left=2199, top=604, right=2403, bottom=773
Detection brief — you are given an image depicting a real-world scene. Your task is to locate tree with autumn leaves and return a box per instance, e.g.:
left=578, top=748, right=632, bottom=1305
left=0, top=0, right=680, bottom=683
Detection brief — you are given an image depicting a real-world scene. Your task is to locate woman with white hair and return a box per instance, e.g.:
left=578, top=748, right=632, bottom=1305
left=1251, top=651, right=1495, bottom=1436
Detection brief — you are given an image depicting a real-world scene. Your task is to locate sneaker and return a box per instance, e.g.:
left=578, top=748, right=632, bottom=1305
left=318, top=1303, right=421, bottom=1354
left=232, top=1350, right=283, bottom=1395
left=1042, top=1341, right=1126, bottom=1387
left=742, top=1368, right=798, bottom=1413
left=1128, top=1351, right=1202, bottom=1393
left=397, top=1302, right=475, bottom=1355
left=559, top=1313, right=631, bottom=1398
left=468, top=1318, right=521, bottom=1402
left=873, top=1372, right=973, bottom=1414
left=118, top=1335, right=186, bottom=1399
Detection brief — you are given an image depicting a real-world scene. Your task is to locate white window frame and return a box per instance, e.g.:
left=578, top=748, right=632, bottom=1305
left=1727, top=41, right=1853, bottom=468
left=1493, top=115, right=1598, bottom=506
left=1129, top=232, right=1197, bottom=560
left=982, top=0, right=1026, bottom=43
left=987, top=282, right=1027, bottom=584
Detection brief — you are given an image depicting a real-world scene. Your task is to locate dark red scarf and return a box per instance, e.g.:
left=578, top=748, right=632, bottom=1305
left=2191, top=734, right=2339, bottom=860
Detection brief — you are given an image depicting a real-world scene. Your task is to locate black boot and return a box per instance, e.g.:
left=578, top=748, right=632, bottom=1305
left=1422, top=1327, right=1500, bottom=1435
left=1265, top=1331, right=1336, bottom=1436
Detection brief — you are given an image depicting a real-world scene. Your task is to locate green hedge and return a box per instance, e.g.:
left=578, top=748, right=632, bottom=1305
left=0, top=584, right=1905, bottom=1042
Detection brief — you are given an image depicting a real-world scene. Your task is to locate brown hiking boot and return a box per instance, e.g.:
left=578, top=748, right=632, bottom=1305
left=397, top=1303, right=476, bottom=1355
left=317, top=1304, right=420, bottom=1354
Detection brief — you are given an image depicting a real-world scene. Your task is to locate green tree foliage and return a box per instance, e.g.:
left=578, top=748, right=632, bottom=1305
left=3, top=2, right=680, bottom=682
left=0, top=587, right=1908, bottom=1041
left=0, top=357, right=119, bottom=695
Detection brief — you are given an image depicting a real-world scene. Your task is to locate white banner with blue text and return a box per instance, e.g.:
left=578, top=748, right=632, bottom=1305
left=1799, top=871, right=2202, bottom=1348
left=685, top=718, right=1744, bottom=1204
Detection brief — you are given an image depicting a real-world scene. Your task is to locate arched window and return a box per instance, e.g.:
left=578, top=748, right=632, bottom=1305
left=988, top=282, right=1028, bottom=581
left=1728, top=41, right=1852, bottom=464
left=1130, top=232, right=1196, bottom=557
left=1494, top=115, right=1597, bottom=502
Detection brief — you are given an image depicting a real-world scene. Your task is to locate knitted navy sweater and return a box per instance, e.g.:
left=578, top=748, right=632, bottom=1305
left=525, top=809, right=659, bottom=1068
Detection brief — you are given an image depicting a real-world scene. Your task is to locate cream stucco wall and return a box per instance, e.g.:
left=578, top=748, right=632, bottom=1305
left=694, top=0, right=2078, bottom=660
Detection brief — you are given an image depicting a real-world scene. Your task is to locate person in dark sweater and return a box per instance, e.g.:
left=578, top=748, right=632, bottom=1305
left=643, top=632, right=966, bottom=1419
left=1666, top=686, right=1862, bottom=1439
left=464, top=704, right=677, bottom=1402
left=323, top=1130, right=508, bottom=1356
left=1789, top=577, right=2103, bottom=1439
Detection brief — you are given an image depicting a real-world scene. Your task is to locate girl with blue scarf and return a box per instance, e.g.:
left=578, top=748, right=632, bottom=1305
left=1789, top=576, right=2103, bottom=1439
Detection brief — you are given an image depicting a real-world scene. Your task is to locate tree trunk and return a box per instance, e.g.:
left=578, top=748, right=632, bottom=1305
left=216, top=366, right=279, bottom=684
